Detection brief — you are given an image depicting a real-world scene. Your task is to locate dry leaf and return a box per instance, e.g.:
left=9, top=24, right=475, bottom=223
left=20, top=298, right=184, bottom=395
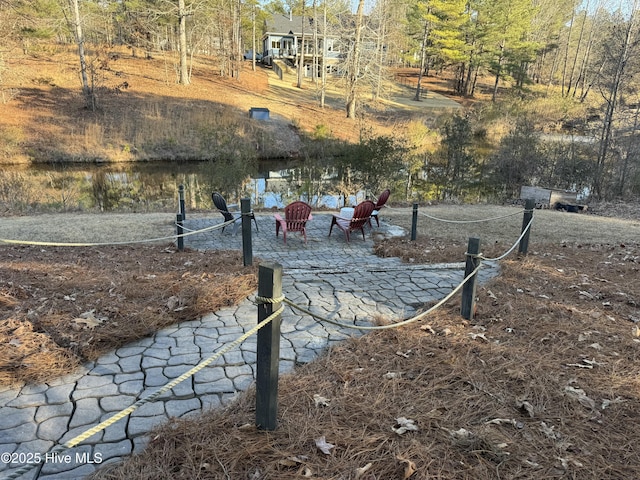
left=314, top=436, right=335, bottom=455
left=601, top=397, right=625, bottom=410
left=564, top=386, right=596, bottom=409
left=485, top=418, right=518, bottom=427
left=392, top=417, right=418, bottom=435
left=420, top=324, right=436, bottom=334
left=516, top=399, right=535, bottom=418
left=166, top=295, right=180, bottom=310
left=73, top=310, right=105, bottom=329
left=448, top=427, right=472, bottom=440
left=540, top=422, right=559, bottom=440
left=383, top=372, right=402, bottom=379
left=313, top=394, right=330, bottom=407
left=395, top=350, right=411, bottom=358
left=469, top=332, right=488, bottom=341
left=278, top=456, right=306, bottom=468
left=396, top=454, right=417, bottom=479
left=355, top=463, right=373, bottom=479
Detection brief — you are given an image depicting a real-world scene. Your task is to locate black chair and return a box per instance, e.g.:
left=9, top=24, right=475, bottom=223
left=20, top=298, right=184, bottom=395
left=211, top=192, right=259, bottom=235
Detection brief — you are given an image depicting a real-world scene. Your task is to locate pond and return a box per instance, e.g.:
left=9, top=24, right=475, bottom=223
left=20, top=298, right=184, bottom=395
left=0, top=160, right=366, bottom=213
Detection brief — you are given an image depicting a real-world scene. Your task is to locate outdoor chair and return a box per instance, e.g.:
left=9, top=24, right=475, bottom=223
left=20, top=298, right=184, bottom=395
left=211, top=192, right=259, bottom=235
left=370, top=189, right=390, bottom=227
left=328, top=200, right=376, bottom=242
left=274, top=201, right=313, bottom=245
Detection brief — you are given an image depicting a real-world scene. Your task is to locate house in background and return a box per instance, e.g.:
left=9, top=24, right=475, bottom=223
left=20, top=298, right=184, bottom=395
left=261, top=13, right=342, bottom=77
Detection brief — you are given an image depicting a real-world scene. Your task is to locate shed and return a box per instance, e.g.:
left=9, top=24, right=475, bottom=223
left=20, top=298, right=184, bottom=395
left=520, top=186, right=578, bottom=205
left=520, top=185, right=585, bottom=211
left=249, top=107, right=270, bottom=120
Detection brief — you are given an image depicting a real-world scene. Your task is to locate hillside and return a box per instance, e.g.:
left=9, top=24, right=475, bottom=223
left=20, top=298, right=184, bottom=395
left=0, top=45, right=463, bottom=164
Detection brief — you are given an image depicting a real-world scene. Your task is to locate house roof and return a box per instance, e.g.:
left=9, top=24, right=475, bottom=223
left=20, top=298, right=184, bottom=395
left=264, top=14, right=326, bottom=36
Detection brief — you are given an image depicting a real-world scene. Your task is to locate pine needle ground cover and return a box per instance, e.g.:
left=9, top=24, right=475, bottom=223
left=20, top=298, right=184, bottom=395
left=1, top=206, right=639, bottom=479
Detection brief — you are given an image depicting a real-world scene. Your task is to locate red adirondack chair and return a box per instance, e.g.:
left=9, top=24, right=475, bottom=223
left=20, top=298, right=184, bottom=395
left=370, top=189, right=390, bottom=227
left=329, top=200, right=376, bottom=242
left=274, top=201, right=313, bottom=244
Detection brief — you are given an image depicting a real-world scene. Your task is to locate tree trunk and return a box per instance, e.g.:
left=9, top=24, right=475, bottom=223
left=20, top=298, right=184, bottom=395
left=251, top=4, right=257, bottom=71
left=414, top=21, right=429, bottom=101
left=312, top=0, right=318, bottom=84
left=178, top=0, right=190, bottom=84
left=320, top=0, right=327, bottom=108
left=561, top=8, right=574, bottom=97
left=345, top=0, right=365, bottom=118
left=70, top=0, right=93, bottom=109
left=492, top=41, right=504, bottom=102
left=373, top=0, right=388, bottom=101
left=297, top=3, right=305, bottom=89
left=593, top=4, right=636, bottom=199
left=567, top=7, right=588, bottom=97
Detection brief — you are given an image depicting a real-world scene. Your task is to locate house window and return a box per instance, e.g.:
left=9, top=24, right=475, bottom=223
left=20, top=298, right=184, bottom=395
left=271, top=40, right=281, bottom=49
left=326, top=39, right=334, bottom=52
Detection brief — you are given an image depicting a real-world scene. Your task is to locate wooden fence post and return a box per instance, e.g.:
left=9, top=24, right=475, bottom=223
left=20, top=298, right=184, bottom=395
left=176, top=213, right=184, bottom=252
left=411, top=203, right=418, bottom=241
left=518, top=198, right=535, bottom=255
left=241, top=198, right=253, bottom=266
left=461, top=237, right=481, bottom=320
left=256, top=262, right=283, bottom=431
left=178, top=184, right=186, bottom=221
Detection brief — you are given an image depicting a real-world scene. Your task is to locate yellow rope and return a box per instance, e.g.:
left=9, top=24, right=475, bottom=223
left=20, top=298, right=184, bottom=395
left=282, top=262, right=482, bottom=331
left=0, top=218, right=236, bottom=247
left=254, top=295, right=285, bottom=304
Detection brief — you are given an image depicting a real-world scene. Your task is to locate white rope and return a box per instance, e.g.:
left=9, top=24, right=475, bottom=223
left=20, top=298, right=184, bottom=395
left=0, top=218, right=236, bottom=248
left=418, top=209, right=524, bottom=224
left=283, top=262, right=482, bottom=331
left=383, top=203, right=525, bottom=224
left=479, top=214, right=534, bottom=262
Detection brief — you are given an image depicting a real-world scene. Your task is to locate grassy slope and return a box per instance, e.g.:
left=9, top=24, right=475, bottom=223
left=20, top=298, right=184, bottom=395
left=1, top=44, right=460, bottom=164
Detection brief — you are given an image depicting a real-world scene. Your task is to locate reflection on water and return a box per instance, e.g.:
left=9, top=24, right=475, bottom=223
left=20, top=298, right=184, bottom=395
left=2, top=161, right=363, bottom=212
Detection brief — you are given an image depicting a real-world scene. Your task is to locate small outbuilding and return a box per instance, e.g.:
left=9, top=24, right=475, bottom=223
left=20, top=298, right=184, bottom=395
left=520, top=185, right=587, bottom=212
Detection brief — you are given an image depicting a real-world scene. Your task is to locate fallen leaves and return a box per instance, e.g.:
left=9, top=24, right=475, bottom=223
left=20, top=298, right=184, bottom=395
left=392, top=417, right=419, bottom=435
left=72, top=310, right=108, bottom=329
left=396, top=455, right=417, bottom=479
left=355, top=462, right=373, bottom=479
left=564, top=385, right=596, bottom=410
left=314, top=436, right=335, bottom=455
left=313, top=394, right=330, bottom=407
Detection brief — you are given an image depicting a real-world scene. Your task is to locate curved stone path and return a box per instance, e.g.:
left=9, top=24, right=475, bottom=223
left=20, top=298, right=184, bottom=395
left=0, top=213, right=497, bottom=479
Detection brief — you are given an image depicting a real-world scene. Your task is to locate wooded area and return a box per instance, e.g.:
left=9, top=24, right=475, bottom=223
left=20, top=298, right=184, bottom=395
left=0, top=0, right=639, bottom=201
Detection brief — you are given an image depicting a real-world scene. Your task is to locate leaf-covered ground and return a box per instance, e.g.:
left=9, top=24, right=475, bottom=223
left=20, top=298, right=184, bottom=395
left=0, top=245, right=257, bottom=386
left=90, top=241, right=640, bottom=480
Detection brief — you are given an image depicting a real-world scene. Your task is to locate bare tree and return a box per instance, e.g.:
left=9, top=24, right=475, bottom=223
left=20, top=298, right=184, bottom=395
left=345, top=0, right=364, bottom=118
left=68, top=0, right=93, bottom=108
left=319, top=0, right=327, bottom=107
left=297, top=0, right=306, bottom=88
left=178, top=0, right=190, bottom=84
left=593, top=1, right=639, bottom=199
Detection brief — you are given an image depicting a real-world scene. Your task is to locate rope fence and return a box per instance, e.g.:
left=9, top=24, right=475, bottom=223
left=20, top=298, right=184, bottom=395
left=0, top=192, right=538, bottom=479
left=0, top=217, right=237, bottom=248
left=383, top=202, right=529, bottom=224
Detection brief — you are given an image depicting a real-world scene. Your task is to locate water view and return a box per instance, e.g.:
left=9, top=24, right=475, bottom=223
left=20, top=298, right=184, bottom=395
left=1, top=160, right=368, bottom=213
